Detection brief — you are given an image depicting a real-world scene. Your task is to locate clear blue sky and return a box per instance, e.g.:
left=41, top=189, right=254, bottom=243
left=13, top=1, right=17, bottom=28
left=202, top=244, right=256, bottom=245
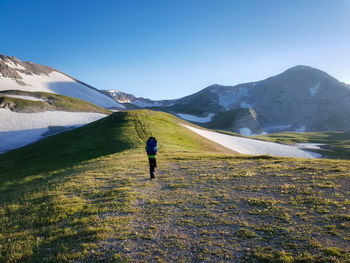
left=1, top=0, right=349, bottom=99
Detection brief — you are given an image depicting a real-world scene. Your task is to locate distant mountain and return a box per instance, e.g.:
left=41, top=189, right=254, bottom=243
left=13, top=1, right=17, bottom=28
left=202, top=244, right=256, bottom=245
left=110, top=66, right=350, bottom=135
left=101, top=90, right=136, bottom=103
left=0, top=54, right=124, bottom=109
left=102, top=89, right=175, bottom=109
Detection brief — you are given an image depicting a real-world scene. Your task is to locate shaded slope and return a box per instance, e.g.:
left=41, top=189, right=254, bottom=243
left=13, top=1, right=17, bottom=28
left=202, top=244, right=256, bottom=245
left=0, top=110, right=233, bottom=195
left=202, top=108, right=263, bottom=135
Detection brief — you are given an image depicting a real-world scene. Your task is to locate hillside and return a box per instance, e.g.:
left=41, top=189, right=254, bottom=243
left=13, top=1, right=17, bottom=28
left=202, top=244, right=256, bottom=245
left=0, top=110, right=349, bottom=262
left=166, top=66, right=350, bottom=134
left=0, top=54, right=124, bottom=109
left=0, top=90, right=110, bottom=114
left=0, top=110, right=232, bottom=195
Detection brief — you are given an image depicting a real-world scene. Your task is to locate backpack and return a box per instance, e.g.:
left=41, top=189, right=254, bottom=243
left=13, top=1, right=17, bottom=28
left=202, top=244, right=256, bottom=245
left=146, top=137, right=158, bottom=155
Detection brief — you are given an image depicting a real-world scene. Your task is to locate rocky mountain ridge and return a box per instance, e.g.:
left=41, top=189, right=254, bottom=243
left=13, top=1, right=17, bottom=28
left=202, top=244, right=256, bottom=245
left=108, top=66, right=350, bottom=134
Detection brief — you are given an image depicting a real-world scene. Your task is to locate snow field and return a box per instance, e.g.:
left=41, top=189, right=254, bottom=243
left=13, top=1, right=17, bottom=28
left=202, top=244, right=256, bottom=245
left=217, top=87, right=248, bottom=110
left=182, top=124, right=321, bottom=159
left=177, top=113, right=215, bottom=123
left=310, top=82, right=320, bottom=96
left=2, top=95, right=45, bottom=102
left=0, top=109, right=107, bottom=153
left=239, top=127, right=252, bottom=136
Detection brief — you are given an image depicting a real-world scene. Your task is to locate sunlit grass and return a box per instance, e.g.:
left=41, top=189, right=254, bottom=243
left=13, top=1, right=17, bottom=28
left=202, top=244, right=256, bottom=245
left=0, top=110, right=349, bottom=262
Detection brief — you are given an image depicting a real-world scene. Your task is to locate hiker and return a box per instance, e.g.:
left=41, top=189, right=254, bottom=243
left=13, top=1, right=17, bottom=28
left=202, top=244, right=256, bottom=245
left=145, top=136, right=159, bottom=179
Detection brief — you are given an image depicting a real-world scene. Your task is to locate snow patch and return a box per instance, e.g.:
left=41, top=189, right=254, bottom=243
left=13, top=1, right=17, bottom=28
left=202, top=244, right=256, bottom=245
left=296, top=125, right=306, bottom=132
left=116, top=98, right=131, bottom=103
left=116, top=99, right=131, bottom=103
left=239, top=127, right=252, bottom=136
left=3, top=95, right=45, bottom=102
left=0, top=109, right=106, bottom=153
left=310, top=82, right=320, bottom=96
left=218, top=87, right=248, bottom=110
left=5, top=60, right=26, bottom=70
left=182, top=124, right=321, bottom=159
left=177, top=113, right=215, bottom=123
left=240, top=101, right=252, bottom=109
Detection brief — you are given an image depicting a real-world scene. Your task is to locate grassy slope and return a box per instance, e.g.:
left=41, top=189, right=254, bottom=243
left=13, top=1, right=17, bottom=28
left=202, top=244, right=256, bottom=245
left=253, top=132, right=350, bottom=159
left=0, top=110, right=230, bottom=199
left=0, top=110, right=349, bottom=262
left=0, top=90, right=110, bottom=114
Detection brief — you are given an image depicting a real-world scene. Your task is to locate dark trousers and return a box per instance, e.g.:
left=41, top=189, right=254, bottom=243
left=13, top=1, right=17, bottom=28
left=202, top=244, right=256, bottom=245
left=148, top=158, right=157, bottom=179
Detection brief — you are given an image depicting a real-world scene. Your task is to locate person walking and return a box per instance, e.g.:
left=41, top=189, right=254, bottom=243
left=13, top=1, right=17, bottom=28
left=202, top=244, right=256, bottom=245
left=145, top=136, right=159, bottom=179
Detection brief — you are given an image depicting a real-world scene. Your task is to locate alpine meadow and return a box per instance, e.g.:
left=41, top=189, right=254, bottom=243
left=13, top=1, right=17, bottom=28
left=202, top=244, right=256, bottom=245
left=1, top=0, right=350, bottom=262
left=1, top=111, right=349, bottom=262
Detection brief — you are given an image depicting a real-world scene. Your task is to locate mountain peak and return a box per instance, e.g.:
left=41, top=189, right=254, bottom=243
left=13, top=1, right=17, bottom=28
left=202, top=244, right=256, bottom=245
left=275, top=65, right=338, bottom=84
left=287, top=65, right=315, bottom=71
left=283, top=65, right=330, bottom=76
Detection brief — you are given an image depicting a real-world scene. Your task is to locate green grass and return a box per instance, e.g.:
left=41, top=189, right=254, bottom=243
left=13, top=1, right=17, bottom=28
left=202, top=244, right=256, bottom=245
left=0, top=110, right=349, bottom=262
left=253, top=131, right=350, bottom=159
left=0, top=90, right=110, bottom=114
left=0, top=110, right=228, bottom=200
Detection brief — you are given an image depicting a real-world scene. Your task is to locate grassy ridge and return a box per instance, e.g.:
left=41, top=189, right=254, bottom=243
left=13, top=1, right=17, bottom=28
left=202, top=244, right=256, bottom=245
left=0, top=110, right=230, bottom=200
left=0, top=110, right=349, bottom=262
left=0, top=90, right=110, bottom=114
left=253, top=132, right=350, bottom=159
